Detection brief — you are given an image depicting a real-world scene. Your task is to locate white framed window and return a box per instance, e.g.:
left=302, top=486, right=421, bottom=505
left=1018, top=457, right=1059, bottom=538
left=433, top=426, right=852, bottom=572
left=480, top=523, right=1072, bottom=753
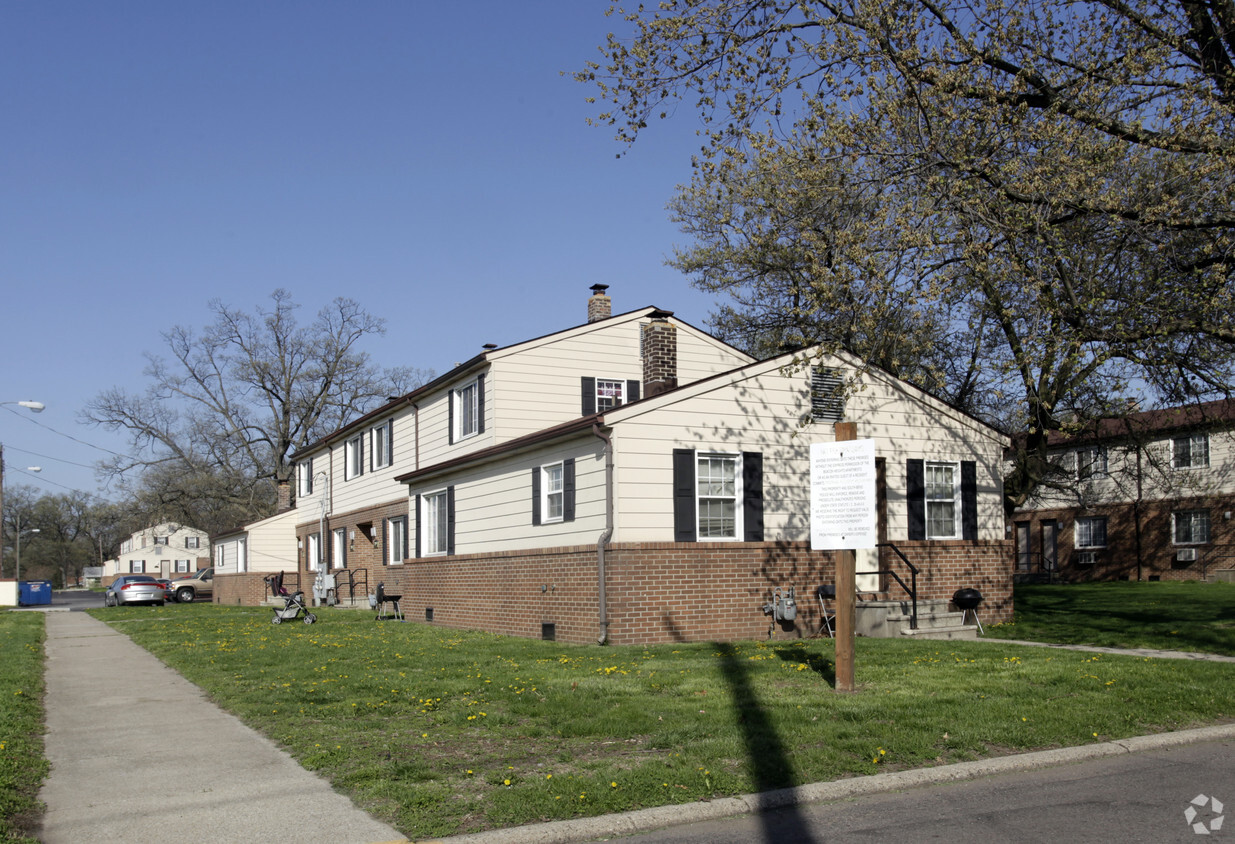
left=541, top=462, right=565, bottom=523
left=184, top=536, right=200, bottom=549
left=1076, top=446, right=1108, bottom=480
left=332, top=527, right=347, bottom=569
left=297, top=459, right=314, bottom=496
left=345, top=435, right=364, bottom=480
left=1075, top=516, right=1108, bottom=548
left=306, top=533, right=321, bottom=571
left=174, top=559, right=191, bottom=573
left=1173, top=510, right=1211, bottom=544
left=371, top=420, right=392, bottom=470
left=130, top=560, right=146, bottom=573
left=423, top=489, right=450, bottom=556
left=387, top=516, right=408, bottom=565
left=696, top=453, right=741, bottom=539
left=925, top=462, right=959, bottom=539
left=595, top=379, right=626, bottom=412
left=1173, top=433, right=1209, bottom=469
left=454, top=380, right=480, bottom=441
left=154, top=536, right=169, bottom=546
left=121, top=538, right=133, bottom=554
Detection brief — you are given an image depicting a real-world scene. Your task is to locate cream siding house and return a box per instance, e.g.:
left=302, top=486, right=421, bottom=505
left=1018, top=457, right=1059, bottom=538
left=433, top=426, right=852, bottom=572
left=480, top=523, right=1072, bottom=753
left=219, top=288, right=753, bottom=604
left=104, top=523, right=209, bottom=582
left=218, top=286, right=1012, bottom=644
left=392, top=341, right=1011, bottom=644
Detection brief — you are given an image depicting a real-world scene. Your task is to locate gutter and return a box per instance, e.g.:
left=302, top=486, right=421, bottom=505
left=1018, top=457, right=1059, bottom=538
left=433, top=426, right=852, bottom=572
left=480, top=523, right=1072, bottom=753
left=593, top=422, right=614, bottom=645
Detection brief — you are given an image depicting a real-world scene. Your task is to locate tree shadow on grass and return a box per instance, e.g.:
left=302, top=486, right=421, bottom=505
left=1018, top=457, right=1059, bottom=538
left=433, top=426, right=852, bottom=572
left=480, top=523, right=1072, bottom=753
left=715, top=642, right=820, bottom=844
left=773, top=648, right=836, bottom=685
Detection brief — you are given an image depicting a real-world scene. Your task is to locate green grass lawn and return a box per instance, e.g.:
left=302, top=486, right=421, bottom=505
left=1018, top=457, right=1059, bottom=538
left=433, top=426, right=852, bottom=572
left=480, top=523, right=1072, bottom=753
left=0, top=613, right=47, bottom=843
left=984, top=581, right=1235, bottom=655
left=85, top=596, right=1235, bottom=840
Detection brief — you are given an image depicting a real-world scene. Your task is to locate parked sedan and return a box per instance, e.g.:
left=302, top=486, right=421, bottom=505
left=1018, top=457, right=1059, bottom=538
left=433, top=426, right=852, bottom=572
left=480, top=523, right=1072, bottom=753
left=104, top=575, right=167, bottom=607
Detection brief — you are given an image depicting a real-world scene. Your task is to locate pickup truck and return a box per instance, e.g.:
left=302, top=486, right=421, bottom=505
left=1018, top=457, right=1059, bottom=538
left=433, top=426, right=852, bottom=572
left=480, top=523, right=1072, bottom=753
left=169, top=568, right=214, bottom=603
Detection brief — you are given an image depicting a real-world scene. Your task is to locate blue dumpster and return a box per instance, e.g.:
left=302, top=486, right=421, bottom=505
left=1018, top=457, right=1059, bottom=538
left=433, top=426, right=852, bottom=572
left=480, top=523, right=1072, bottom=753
left=18, top=581, right=52, bottom=607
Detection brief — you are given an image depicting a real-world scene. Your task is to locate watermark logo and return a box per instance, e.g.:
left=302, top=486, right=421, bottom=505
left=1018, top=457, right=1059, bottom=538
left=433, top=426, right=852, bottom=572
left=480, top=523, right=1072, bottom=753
left=1186, top=794, right=1225, bottom=835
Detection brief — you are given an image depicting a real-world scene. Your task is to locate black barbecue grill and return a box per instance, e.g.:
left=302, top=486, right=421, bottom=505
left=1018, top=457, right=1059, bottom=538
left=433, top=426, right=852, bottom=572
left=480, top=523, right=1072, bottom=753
left=952, top=588, right=984, bottom=634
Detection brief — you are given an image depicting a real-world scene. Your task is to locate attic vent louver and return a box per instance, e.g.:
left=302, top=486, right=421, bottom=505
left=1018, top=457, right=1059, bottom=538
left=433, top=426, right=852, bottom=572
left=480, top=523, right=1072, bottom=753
left=811, top=366, right=845, bottom=423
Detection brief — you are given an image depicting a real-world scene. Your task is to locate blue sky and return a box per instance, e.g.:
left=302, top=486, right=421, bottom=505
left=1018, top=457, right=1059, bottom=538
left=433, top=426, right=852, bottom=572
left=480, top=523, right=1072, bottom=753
left=1, top=1, right=720, bottom=500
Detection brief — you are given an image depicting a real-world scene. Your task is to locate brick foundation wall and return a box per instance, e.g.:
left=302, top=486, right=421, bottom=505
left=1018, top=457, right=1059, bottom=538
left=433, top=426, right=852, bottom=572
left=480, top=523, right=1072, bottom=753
left=217, top=539, right=1012, bottom=645
left=1014, top=494, right=1235, bottom=582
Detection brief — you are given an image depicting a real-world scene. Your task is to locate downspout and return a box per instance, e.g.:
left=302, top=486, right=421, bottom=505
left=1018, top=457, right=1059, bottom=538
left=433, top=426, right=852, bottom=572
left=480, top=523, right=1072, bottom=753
left=593, top=422, right=613, bottom=645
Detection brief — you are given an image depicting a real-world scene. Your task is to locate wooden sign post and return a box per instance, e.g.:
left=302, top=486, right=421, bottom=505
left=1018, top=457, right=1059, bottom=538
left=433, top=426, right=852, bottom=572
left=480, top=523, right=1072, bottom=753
left=833, top=422, right=857, bottom=692
left=810, top=422, right=874, bottom=693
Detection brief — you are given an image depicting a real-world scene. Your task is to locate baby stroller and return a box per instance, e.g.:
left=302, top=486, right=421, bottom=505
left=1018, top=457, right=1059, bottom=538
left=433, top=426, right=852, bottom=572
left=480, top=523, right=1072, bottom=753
left=272, top=590, right=317, bottom=625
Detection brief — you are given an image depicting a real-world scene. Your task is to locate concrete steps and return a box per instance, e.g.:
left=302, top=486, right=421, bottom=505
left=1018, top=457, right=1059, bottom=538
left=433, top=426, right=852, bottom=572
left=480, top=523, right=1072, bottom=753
left=854, top=598, right=980, bottom=640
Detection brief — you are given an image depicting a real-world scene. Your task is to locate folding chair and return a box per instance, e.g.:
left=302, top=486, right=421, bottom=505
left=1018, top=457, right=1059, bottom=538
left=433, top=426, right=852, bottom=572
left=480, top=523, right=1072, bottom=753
left=375, top=581, right=404, bottom=621
left=816, top=584, right=836, bottom=638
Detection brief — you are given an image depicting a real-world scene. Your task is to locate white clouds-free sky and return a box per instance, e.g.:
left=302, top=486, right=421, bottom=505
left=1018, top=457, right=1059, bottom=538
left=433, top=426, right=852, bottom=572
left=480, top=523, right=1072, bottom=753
left=1, top=1, right=721, bottom=499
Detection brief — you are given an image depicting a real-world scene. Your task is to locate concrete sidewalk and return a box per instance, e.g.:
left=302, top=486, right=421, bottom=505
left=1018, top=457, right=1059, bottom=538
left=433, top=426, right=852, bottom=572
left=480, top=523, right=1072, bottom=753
left=38, top=610, right=406, bottom=844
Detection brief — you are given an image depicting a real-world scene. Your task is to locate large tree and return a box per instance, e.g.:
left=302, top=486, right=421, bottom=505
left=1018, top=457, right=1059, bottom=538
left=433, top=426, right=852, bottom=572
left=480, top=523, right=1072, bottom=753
left=84, top=290, right=430, bottom=527
left=579, top=0, right=1235, bottom=510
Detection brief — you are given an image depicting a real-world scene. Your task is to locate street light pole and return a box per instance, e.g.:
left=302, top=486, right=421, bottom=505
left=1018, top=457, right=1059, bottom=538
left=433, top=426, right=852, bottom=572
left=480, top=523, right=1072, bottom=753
left=0, top=400, right=46, bottom=579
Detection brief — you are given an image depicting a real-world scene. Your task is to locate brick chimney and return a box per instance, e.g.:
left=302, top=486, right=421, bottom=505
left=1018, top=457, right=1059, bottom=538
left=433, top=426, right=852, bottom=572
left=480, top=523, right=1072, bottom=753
left=642, top=311, right=678, bottom=397
left=277, top=479, right=292, bottom=513
left=588, top=284, right=612, bottom=322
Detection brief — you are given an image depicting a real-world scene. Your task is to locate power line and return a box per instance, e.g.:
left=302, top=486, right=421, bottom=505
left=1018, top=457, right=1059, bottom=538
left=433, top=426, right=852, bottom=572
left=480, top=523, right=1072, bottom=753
left=3, top=445, right=100, bottom=470
left=0, top=405, right=134, bottom=458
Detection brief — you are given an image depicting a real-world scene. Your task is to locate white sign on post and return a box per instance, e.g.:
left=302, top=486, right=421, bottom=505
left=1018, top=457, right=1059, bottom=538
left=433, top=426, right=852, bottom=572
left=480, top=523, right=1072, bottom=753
left=810, top=439, right=878, bottom=550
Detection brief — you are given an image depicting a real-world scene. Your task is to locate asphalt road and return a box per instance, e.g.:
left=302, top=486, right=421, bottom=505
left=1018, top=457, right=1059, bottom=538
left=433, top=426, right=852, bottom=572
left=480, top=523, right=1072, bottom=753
left=586, top=738, right=1232, bottom=844
left=37, top=589, right=106, bottom=610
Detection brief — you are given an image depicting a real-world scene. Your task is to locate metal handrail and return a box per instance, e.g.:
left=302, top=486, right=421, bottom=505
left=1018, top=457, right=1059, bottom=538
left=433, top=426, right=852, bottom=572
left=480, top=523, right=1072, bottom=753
left=337, top=568, right=369, bottom=605
left=852, top=543, right=920, bottom=630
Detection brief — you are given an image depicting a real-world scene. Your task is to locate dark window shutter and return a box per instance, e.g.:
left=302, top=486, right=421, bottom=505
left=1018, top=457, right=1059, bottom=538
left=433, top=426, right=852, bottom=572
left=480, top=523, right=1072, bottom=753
left=448, top=392, right=455, bottom=445
left=742, top=451, right=764, bottom=541
left=414, top=494, right=422, bottom=558
left=626, top=379, right=640, bottom=403
left=531, top=467, right=541, bottom=525
left=581, top=377, right=596, bottom=416
left=961, top=461, right=978, bottom=540
left=382, top=518, right=390, bottom=565
left=673, top=449, right=697, bottom=542
left=477, top=374, right=486, bottom=434
left=446, top=486, right=456, bottom=556
left=907, top=459, right=925, bottom=540
left=563, top=458, right=576, bottom=522
left=386, top=420, right=394, bottom=466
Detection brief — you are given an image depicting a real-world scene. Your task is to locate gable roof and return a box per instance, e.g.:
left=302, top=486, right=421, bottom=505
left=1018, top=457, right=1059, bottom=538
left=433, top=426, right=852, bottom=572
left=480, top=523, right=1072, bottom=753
left=291, top=305, right=752, bottom=460
left=391, top=343, right=1009, bottom=485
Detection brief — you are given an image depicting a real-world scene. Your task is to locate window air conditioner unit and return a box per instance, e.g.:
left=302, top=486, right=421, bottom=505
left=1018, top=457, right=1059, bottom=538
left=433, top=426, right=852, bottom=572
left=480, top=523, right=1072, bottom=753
left=1176, top=548, right=1197, bottom=563
left=1076, top=551, right=1097, bottom=566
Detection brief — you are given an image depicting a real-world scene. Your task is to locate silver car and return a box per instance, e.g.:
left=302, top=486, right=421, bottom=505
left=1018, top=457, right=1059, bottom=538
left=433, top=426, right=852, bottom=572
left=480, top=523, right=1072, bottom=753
left=104, top=575, right=167, bottom=607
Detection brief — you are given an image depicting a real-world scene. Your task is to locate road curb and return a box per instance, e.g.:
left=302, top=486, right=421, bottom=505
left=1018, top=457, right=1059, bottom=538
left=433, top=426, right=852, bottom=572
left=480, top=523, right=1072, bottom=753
left=431, top=723, right=1235, bottom=844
